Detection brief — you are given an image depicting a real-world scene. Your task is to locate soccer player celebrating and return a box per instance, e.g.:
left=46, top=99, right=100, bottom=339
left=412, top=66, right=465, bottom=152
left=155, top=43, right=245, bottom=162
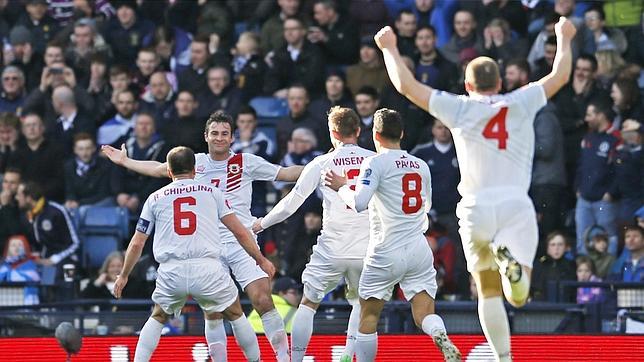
left=325, top=108, right=461, bottom=362
left=252, top=106, right=374, bottom=362
left=104, top=111, right=302, bottom=361
left=114, top=146, right=276, bottom=362
left=372, top=17, right=576, bottom=361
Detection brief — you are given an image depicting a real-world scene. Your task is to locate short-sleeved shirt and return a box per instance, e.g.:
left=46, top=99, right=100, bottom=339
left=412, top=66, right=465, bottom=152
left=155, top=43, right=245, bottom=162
left=194, top=152, right=280, bottom=243
left=428, top=84, right=547, bottom=199
left=137, top=179, right=234, bottom=263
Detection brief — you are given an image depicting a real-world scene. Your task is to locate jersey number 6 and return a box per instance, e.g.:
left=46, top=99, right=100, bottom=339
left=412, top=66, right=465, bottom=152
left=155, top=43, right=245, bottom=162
left=173, top=196, right=197, bottom=235
left=482, top=107, right=509, bottom=150
left=402, top=173, right=422, bottom=214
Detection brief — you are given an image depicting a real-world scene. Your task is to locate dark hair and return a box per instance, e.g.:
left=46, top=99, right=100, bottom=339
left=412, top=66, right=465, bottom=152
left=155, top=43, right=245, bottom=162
left=167, top=146, right=195, bottom=175
left=577, top=53, right=598, bottom=72
left=21, top=181, right=43, bottom=200
left=205, top=110, right=235, bottom=133
left=575, top=255, right=597, bottom=274
left=355, top=85, right=379, bottom=100
left=4, top=167, right=21, bottom=176
left=153, top=25, right=175, bottom=45
left=588, top=97, right=614, bottom=120
left=396, top=9, right=415, bottom=21
left=328, top=106, right=360, bottom=137
left=584, top=6, right=605, bottom=20
left=544, top=11, right=559, bottom=26
left=237, top=105, right=257, bottom=119
left=115, top=88, right=136, bottom=101
left=315, top=0, right=337, bottom=12
left=545, top=35, right=557, bottom=47
left=192, top=33, right=211, bottom=46
left=109, top=64, right=130, bottom=78
left=416, top=24, right=437, bottom=37
left=505, top=58, right=531, bottom=75
left=612, top=78, right=640, bottom=111
left=283, top=15, right=305, bottom=28
left=177, top=89, right=196, bottom=100
left=373, top=108, right=403, bottom=141
left=546, top=231, right=568, bottom=246
left=72, top=132, right=95, bottom=145
left=624, top=224, right=644, bottom=237
left=21, top=112, right=44, bottom=123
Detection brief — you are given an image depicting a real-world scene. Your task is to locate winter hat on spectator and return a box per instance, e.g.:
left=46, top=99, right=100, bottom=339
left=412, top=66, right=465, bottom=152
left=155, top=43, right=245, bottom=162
left=360, top=35, right=378, bottom=50
left=111, top=0, right=137, bottom=10
left=325, top=68, right=346, bottom=82
left=9, top=26, right=32, bottom=46
left=272, top=277, right=302, bottom=294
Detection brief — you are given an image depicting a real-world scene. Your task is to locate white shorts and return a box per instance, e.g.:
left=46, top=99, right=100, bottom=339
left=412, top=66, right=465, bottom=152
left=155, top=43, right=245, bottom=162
left=301, top=248, right=363, bottom=304
left=456, top=195, right=538, bottom=273
left=220, top=238, right=268, bottom=291
left=359, top=238, right=437, bottom=301
left=152, top=258, right=238, bottom=317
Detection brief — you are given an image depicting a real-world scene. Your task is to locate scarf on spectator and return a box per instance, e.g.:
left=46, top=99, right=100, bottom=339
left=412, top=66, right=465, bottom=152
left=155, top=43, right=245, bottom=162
left=75, top=156, right=96, bottom=177
left=27, top=197, right=45, bottom=223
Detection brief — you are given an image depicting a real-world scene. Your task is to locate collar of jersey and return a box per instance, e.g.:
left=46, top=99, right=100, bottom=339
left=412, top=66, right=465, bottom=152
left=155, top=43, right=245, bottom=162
left=207, top=150, right=236, bottom=166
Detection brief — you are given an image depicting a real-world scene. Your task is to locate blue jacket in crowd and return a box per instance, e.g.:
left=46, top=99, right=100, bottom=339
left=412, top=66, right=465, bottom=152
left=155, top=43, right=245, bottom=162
left=413, top=142, right=461, bottom=214
left=575, top=130, right=620, bottom=201
left=614, top=144, right=643, bottom=200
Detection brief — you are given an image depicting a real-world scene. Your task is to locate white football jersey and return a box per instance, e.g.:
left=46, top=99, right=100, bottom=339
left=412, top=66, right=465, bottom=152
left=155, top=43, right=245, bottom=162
left=340, top=149, right=432, bottom=254
left=194, top=152, right=280, bottom=243
left=263, top=144, right=375, bottom=258
left=137, top=179, right=234, bottom=263
left=428, top=83, right=547, bottom=199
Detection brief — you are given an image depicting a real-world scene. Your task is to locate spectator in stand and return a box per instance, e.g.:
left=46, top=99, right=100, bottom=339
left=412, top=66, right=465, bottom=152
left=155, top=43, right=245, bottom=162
left=308, top=0, right=359, bottom=66
left=47, top=0, right=114, bottom=27
left=177, top=35, right=211, bottom=96
left=602, top=0, right=643, bottom=65
left=354, top=86, right=379, bottom=151
left=162, top=90, right=207, bottom=154
left=586, top=233, right=615, bottom=279
left=64, top=18, right=112, bottom=88
left=50, top=84, right=96, bottom=156
left=527, top=12, right=561, bottom=71
left=482, top=18, right=528, bottom=71
left=410, top=0, right=458, bottom=48
left=196, top=0, right=234, bottom=51
left=582, top=6, right=627, bottom=56
left=63, top=133, right=115, bottom=209
left=196, top=66, right=242, bottom=120
left=394, top=9, right=417, bottom=58
left=0, top=66, right=26, bottom=114
left=608, top=225, right=644, bottom=282
left=16, top=181, right=80, bottom=273
left=103, top=1, right=154, bottom=67
left=414, top=25, right=457, bottom=92
left=249, top=277, right=302, bottom=334
left=575, top=255, right=604, bottom=304
left=4, top=26, right=45, bottom=93
left=16, top=0, right=60, bottom=54
left=86, top=54, right=113, bottom=123
left=276, top=85, right=325, bottom=158
left=425, top=220, right=457, bottom=297
left=614, top=120, right=643, bottom=226
left=594, top=49, right=625, bottom=89
left=231, top=106, right=276, bottom=216
left=139, top=71, right=175, bottom=131
left=439, top=9, right=484, bottom=66
left=554, top=54, right=608, bottom=197
left=346, top=36, right=388, bottom=95
left=0, top=113, right=19, bottom=174
left=43, top=42, right=65, bottom=69
left=232, top=32, right=266, bottom=103
left=412, top=120, right=460, bottom=245
left=81, top=251, right=153, bottom=301
left=283, top=207, right=320, bottom=281
left=0, top=235, right=40, bottom=305
left=150, top=24, right=192, bottom=75
left=131, top=47, right=160, bottom=94
left=100, top=64, right=133, bottom=122
left=530, top=35, right=557, bottom=81
left=459, top=0, right=527, bottom=36
left=264, top=16, right=325, bottom=99
left=8, top=113, right=65, bottom=202
left=0, top=169, right=22, bottom=243
left=112, top=112, right=167, bottom=215
left=97, top=89, right=138, bottom=146
left=309, top=69, right=355, bottom=119
left=575, top=98, right=621, bottom=255
left=531, top=232, right=577, bottom=302
left=610, top=78, right=642, bottom=131
left=261, top=0, right=304, bottom=55
left=274, top=127, right=323, bottom=197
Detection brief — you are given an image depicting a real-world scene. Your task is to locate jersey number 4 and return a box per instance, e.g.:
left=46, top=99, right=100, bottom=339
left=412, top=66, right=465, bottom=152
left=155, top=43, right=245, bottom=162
left=482, top=107, right=509, bottom=150
left=173, top=197, right=197, bottom=235
left=402, top=173, right=422, bottom=214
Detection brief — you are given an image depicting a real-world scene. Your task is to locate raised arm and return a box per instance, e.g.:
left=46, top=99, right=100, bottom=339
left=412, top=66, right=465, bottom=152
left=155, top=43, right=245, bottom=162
left=221, top=213, right=276, bottom=278
left=275, top=165, right=304, bottom=182
left=102, top=144, right=168, bottom=178
left=537, top=17, right=577, bottom=99
left=376, top=26, right=433, bottom=112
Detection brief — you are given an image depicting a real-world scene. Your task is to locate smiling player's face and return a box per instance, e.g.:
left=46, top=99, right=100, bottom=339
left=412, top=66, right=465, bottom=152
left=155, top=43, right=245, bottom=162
left=205, top=122, right=233, bottom=155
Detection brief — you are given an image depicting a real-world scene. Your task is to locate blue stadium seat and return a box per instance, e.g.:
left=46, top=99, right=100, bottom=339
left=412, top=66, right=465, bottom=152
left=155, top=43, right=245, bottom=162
left=257, top=125, right=277, bottom=149
left=80, top=206, right=130, bottom=240
left=250, top=97, right=288, bottom=119
left=83, top=235, right=120, bottom=269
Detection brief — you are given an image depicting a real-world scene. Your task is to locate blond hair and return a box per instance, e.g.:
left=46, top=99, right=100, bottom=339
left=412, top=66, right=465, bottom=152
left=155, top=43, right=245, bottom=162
left=327, top=106, right=360, bottom=138
left=465, top=56, right=501, bottom=92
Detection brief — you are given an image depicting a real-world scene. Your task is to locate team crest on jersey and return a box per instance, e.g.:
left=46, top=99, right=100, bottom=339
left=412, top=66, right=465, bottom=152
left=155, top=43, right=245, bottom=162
left=196, top=165, right=205, bottom=173
left=228, top=164, right=241, bottom=174
left=41, top=219, right=52, bottom=232
left=597, top=141, right=610, bottom=157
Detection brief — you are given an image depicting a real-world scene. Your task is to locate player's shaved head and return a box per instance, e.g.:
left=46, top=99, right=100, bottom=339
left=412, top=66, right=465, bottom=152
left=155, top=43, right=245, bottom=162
left=328, top=106, right=360, bottom=138
left=373, top=108, right=403, bottom=141
left=167, top=146, right=195, bottom=176
left=465, top=56, right=501, bottom=93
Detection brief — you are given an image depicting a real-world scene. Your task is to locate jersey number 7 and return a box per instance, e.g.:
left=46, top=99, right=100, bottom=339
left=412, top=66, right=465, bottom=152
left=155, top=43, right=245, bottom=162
left=173, top=197, right=197, bottom=235
left=482, top=107, right=509, bottom=150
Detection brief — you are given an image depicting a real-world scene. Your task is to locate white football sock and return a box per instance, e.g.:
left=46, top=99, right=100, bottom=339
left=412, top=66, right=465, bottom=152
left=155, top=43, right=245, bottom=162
left=342, top=303, right=361, bottom=360
left=291, top=304, right=316, bottom=362
left=205, top=319, right=227, bottom=362
left=478, top=296, right=512, bottom=362
left=421, top=314, right=446, bottom=336
left=355, top=332, right=378, bottom=362
left=134, top=317, right=164, bottom=362
left=230, top=314, right=261, bottom=362
left=261, top=308, right=290, bottom=361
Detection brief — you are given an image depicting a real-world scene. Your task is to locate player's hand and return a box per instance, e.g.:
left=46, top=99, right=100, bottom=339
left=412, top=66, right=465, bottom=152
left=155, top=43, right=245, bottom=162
left=252, top=218, right=263, bottom=234
left=113, top=274, right=128, bottom=299
left=102, top=143, right=128, bottom=166
left=323, top=169, right=346, bottom=191
left=258, top=257, right=276, bottom=279
left=374, top=26, right=397, bottom=51
left=555, top=17, right=576, bottom=40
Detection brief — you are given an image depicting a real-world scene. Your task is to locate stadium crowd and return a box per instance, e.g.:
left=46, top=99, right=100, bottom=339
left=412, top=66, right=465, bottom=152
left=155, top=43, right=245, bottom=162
left=0, top=0, right=642, bottom=307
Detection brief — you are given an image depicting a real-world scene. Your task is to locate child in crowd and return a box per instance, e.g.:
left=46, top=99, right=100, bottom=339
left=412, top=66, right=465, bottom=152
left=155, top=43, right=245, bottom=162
left=576, top=256, right=604, bottom=304
left=586, top=233, right=616, bottom=279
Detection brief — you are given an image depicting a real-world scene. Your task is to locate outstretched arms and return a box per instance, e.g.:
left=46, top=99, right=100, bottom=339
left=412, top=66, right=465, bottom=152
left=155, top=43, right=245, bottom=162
left=102, top=144, right=168, bottom=178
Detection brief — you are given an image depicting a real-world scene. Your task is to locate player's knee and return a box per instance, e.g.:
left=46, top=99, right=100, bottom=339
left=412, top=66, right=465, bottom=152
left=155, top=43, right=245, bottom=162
left=254, top=293, right=275, bottom=315
left=151, top=307, right=169, bottom=324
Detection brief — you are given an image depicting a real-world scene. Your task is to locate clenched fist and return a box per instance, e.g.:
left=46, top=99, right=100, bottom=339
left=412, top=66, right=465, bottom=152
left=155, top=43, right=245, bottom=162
left=555, top=17, right=577, bottom=40
left=374, top=26, right=397, bottom=51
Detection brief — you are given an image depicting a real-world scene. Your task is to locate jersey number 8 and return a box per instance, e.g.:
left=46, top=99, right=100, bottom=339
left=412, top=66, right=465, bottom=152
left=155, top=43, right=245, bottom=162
left=402, top=173, right=422, bottom=214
